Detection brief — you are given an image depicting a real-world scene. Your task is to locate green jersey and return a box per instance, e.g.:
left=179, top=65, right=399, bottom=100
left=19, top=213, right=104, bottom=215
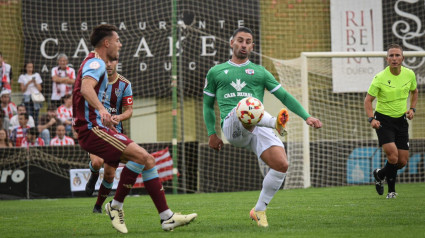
left=368, top=66, right=417, bottom=118
left=204, top=60, right=281, bottom=123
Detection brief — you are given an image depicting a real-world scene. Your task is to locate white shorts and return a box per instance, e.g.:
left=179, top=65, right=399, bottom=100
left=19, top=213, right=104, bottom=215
left=222, top=108, right=284, bottom=159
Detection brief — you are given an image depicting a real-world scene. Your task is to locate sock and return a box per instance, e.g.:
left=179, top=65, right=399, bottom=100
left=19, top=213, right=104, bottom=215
left=256, top=111, right=276, bottom=128
left=377, top=161, right=392, bottom=180
left=89, top=161, right=99, bottom=173
left=386, top=163, right=398, bottom=193
left=159, top=209, right=173, bottom=221
left=143, top=167, right=170, bottom=214
left=96, top=179, right=113, bottom=207
left=255, top=169, right=286, bottom=211
left=113, top=162, right=144, bottom=204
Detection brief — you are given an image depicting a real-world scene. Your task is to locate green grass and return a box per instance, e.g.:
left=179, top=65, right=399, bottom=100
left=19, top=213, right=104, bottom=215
left=1, top=183, right=425, bottom=238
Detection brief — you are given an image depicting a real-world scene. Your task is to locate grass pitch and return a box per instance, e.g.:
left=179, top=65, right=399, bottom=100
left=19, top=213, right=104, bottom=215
left=1, top=183, right=424, bottom=238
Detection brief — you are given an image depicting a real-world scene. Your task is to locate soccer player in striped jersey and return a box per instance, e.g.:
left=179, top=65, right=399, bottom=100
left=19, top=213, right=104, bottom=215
left=85, top=58, right=133, bottom=213
left=73, top=24, right=196, bottom=234
left=203, top=27, right=322, bottom=228
left=50, top=124, right=74, bottom=146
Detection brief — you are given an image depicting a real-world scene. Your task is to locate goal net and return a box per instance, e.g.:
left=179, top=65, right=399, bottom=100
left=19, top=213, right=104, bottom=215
left=1, top=0, right=424, bottom=198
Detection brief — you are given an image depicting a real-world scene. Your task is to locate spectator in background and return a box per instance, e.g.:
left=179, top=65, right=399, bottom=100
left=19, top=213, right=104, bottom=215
left=57, top=94, right=72, bottom=136
left=37, top=104, right=59, bottom=145
left=0, top=52, right=13, bottom=91
left=51, top=54, right=75, bottom=108
left=0, top=109, right=10, bottom=131
left=21, top=127, right=44, bottom=147
left=0, top=128, right=12, bottom=147
left=18, top=61, right=43, bottom=126
left=9, top=104, right=35, bottom=131
left=10, top=113, right=30, bottom=147
left=50, top=124, right=74, bottom=146
left=1, top=89, right=17, bottom=120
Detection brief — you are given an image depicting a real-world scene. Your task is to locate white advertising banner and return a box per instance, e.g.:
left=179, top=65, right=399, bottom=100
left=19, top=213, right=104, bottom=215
left=69, top=147, right=175, bottom=192
left=70, top=168, right=123, bottom=192
left=331, top=0, right=384, bottom=93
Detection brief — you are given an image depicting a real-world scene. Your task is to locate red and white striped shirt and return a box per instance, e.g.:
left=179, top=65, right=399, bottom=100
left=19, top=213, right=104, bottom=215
left=57, top=105, right=73, bottom=123
left=2, top=102, right=17, bottom=119
left=21, top=137, right=45, bottom=147
left=51, top=66, right=75, bottom=100
left=10, top=125, right=30, bottom=147
left=50, top=136, right=75, bottom=146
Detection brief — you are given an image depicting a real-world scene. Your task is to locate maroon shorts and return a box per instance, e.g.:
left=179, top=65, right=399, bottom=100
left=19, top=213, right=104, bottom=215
left=77, top=126, right=133, bottom=168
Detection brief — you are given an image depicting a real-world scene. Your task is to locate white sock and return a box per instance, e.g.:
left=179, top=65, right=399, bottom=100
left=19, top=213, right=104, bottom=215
left=160, top=209, right=173, bottom=221
left=255, top=169, right=286, bottom=211
left=256, top=111, right=276, bottom=128
left=111, top=199, right=123, bottom=210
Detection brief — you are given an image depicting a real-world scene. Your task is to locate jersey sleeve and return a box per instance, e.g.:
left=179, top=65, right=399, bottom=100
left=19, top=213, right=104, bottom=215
left=367, top=76, right=380, bottom=97
left=82, top=58, right=106, bottom=82
left=410, top=71, right=417, bottom=91
left=35, top=73, right=43, bottom=84
left=203, top=68, right=217, bottom=97
left=263, top=68, right=281, bottom=93
left=122, top=84, right=133, bottom=106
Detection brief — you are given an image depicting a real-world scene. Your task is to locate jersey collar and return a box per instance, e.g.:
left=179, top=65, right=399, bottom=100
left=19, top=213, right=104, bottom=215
left=227, top=60, right=251, bottom=67
left=108, top=73, right=120, bottom=84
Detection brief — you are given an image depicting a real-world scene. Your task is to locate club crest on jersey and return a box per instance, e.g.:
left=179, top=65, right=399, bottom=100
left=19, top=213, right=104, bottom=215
left=245, top=69, right=254, bottom=75
left=114, top=134, right=127, bottom=141
left=115, top=88, right=122, bottom=97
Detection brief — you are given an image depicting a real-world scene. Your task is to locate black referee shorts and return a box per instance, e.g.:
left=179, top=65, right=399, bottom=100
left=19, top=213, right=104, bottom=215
left=374, top=111, right=409, bottom=150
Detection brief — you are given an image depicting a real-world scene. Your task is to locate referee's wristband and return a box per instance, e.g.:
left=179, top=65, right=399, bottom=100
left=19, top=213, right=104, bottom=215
left=410, top=108, right=416, bottom=113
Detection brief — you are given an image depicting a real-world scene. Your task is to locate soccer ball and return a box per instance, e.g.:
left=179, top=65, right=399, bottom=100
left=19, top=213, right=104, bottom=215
left=236, top=97, right=264, bottom=126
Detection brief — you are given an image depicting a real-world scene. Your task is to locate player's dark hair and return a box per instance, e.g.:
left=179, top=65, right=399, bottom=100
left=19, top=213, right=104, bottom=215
left=232, top=27, right=253, bottom=38
left=387, top=43, right=403, bottom=52
left=90, top=24, right=118, bottom=48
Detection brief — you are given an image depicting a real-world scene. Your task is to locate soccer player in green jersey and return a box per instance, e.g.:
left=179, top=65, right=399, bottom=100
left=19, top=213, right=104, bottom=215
left=203, top=27, right=322, bottom=227
left=364, top=44, right=418, bottom=199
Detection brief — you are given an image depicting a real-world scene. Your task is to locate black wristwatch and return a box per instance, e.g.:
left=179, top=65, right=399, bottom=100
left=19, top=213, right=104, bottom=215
left=410, top=108, right=416, bottom=113
left=368, top=117, right=375, bottom=123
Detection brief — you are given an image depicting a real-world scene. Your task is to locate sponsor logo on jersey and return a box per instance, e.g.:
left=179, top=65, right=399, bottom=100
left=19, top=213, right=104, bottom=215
left=224, top=70, right=229, bottom=74
left=223, top=92, right=252, bottom=98
left=106, top=107, right=117, bottom=113
left=230, top=79, right=246, bottom=91
left=245, top=69, right=254, bottom=75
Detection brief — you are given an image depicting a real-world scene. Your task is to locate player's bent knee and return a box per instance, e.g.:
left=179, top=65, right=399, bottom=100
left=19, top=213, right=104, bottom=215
left=123, top=142, right=155, bottom=167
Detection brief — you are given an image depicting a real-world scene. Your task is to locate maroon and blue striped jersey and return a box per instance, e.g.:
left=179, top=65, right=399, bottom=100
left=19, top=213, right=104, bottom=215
left=104, top=74, right=133, bottom=133
left=72, top=52, right=109, bottom=131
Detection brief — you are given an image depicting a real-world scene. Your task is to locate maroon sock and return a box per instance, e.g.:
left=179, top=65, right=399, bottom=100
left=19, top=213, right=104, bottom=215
left=144, top=178, right=169, bottom=213
left=113, top=166, right=138, bottom=203
left=95, top=183, right=112, bottom=206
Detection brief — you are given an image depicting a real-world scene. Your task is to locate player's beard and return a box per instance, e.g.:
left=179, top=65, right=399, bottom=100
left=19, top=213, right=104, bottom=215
left=234, top=50, right=251, bottom=60
left=234, top=49, right=250, bottom=60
